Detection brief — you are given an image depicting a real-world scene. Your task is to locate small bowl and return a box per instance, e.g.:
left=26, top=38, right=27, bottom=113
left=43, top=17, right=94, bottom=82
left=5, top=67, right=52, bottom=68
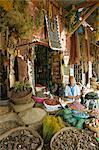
left=32, top=96, right=46, bottom=103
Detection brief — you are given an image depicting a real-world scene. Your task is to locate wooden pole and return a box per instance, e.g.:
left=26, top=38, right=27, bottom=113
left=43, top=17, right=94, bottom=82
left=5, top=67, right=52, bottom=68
left=67, top=2, right=99, bottom=38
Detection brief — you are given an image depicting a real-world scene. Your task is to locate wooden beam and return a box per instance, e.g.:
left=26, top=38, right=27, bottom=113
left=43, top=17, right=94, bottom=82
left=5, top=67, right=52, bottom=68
left=65, top=2, right=92, bottom=18
left=67, top=2, right=99, bottom=38
left=76, top=1, right=98, bottom=9
left=16, top=40, right=49, bottom=48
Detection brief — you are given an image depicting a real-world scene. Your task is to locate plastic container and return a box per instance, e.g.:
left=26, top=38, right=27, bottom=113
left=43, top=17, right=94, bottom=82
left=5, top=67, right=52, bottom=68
left=32, top=96, right=46, bottom=103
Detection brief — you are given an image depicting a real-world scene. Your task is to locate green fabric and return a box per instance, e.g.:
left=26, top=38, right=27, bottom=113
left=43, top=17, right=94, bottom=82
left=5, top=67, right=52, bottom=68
left=76, top=118, right=85, bottom=129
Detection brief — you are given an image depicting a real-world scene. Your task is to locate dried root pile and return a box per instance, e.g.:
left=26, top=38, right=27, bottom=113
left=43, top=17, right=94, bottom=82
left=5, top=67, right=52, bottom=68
left=51, top=128, right=99, bottom=150
left=0, top=129, right=41, bottom=150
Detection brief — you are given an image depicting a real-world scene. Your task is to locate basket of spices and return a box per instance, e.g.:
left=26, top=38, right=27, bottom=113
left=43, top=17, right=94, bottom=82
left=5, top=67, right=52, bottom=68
left=43, top=99, right=61, bottom=111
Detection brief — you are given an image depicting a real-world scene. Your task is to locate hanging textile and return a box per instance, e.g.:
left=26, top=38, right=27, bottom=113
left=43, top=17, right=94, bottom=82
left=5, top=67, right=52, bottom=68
left=82, top=36, right=88, bottom=73
left=29, top=1, right=45, bottom=40
left=85, top=27, right=91, bottom=61
left=70, top=31, right=81, bottom=65
left=45, top=11, right=62, bottom=50
left=75, top=31, right=81, bottom=64
left=81, top=27, right=91, bottom=73
left=70, top=34, right=75, bottom=64
left=58, top=15, right=66, bottom=52
left=9, top=55, right=15, bottom=88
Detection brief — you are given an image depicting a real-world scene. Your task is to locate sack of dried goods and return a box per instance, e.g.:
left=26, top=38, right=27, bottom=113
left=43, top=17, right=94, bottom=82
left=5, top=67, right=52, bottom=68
left=0, top=127, right=43, bottom=150
left=58, top=109, right=86, bottom=129
left=51, top=127, right=99, bottom=150
left=11, top=100, right=35, bottom=113
left=0, top=106, right=11, bottom=115
left=0, top=112, right=23, bottom=135
left=18, top=108, right=47, bottom=128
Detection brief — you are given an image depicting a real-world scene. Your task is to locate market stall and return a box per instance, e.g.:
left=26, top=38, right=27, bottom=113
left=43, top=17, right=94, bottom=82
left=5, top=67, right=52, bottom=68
left=0, top=0, right=99, bottom=150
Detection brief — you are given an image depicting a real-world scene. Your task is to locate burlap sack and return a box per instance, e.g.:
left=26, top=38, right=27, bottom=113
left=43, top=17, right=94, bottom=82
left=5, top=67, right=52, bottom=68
left=0, top=106, right=11, bottom=115
left=0, top=112, right=23, bottom=135
left=11, top=100, right=35, bottom=113
left=0, top=112, right=19, bottom=123
left=18, top=108, right=47, bottom=125
left=0, top=120, right=21, bottom=135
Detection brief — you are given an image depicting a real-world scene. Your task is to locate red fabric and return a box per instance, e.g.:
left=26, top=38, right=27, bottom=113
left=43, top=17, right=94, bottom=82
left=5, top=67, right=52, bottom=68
left=70, top=31, right=81, bottom=65
left=85, top=27, right=91, bottom=61
left=33, top=26, right=45, bottom=39
left=66, top=37, right=71, bottom=56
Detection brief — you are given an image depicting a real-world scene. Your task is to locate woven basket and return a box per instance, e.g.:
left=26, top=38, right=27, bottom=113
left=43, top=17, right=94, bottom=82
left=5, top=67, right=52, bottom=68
left=11, top=100, right=35, bottom=113
left=50, top=127, right=75, bottom=150
left=85, top=124, right=99, bottom=133
left=11, top=90, right=32, bottom=105
left=0, top=126, right=43, bottom=150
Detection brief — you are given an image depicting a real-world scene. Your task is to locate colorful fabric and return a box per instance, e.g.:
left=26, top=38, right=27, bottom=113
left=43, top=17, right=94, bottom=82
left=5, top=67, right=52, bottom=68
left=45, top=11, right=62, bottom=50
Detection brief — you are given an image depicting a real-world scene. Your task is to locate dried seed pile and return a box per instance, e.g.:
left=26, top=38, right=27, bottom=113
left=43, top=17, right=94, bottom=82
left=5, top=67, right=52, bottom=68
left=0, top=129, right=41, bottom=150
left=51, top=128, right=99, bottom=150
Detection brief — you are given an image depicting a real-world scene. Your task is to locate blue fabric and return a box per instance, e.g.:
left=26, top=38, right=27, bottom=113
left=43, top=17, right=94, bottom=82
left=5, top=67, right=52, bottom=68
left=70, top=86, right=74, bottom=96
left=78, top=26, right=83, bottom=33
